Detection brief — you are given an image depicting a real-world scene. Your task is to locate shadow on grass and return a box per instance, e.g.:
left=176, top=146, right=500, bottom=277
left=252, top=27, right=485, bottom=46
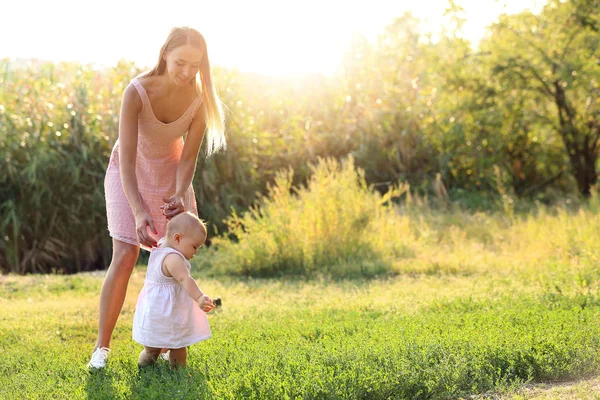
left=84, top=360, right=211, bottom=400
left=129, top=362, right=211, bottom=400
left=197, top=237, right=416, bottom=281
left=85, top=368, right=119, bottom=400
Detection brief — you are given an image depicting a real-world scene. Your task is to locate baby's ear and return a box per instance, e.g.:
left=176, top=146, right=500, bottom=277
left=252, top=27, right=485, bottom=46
left=174, top=233, right=182, bottom=242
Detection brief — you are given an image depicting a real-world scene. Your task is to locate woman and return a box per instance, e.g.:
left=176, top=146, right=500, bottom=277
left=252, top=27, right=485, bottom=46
left=88, top=26, right=226, bottom=369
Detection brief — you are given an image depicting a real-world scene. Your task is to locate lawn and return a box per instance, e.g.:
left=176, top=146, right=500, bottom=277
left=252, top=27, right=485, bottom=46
left=2, top=161, right=600, bottom=399
left=1, top=250, right=599, bottom=399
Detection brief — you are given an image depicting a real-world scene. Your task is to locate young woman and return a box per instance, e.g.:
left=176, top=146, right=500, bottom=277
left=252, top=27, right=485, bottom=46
left=88, top=26, right=226, bottom=369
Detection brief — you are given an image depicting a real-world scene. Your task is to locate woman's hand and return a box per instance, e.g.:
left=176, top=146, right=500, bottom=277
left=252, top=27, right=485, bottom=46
left=134, top=211, right=158, bottom=248
left=161, top=195, right=185, bottom=220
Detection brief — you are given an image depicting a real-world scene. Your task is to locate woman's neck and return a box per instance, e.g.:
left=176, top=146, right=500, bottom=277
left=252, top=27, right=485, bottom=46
left=156, top=74, right=190, bottom=95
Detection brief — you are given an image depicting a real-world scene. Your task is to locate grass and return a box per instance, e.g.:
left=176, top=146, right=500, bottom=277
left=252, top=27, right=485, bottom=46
left=1, top=252, right=600, bottom=399
left=2, top=159, right=600, bottom=399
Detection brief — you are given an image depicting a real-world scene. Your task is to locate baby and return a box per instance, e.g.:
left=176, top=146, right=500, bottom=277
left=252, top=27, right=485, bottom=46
left=132, top=211, right=214, bottom=368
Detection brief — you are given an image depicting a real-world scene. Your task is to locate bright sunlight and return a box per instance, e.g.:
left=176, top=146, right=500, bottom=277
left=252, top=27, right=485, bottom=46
left=1, top=0, right=542, bottom=76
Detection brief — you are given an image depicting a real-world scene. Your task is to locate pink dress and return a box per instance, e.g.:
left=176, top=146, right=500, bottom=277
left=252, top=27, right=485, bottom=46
left=104, top=77, right=202, bottom=249
left=132, top=246, right=212, bottom=348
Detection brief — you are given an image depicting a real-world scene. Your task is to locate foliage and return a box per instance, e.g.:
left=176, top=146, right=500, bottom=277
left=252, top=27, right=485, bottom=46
left=2, top=0, right=600, bottom=273
left=484, top=0, right=600, bottom=196
left=0, top=60, right=138, bottom=273
left=208, top=156, right=411, bottom=277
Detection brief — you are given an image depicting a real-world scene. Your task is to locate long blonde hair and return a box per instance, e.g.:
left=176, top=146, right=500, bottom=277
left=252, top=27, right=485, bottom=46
left=145, top=26, right=226, bottom=156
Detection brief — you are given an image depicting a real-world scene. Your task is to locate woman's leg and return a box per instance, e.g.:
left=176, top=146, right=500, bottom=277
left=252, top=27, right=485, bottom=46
left=168, top=347, right=187, bottom=368
left=94, top=239, right=140, bottom=349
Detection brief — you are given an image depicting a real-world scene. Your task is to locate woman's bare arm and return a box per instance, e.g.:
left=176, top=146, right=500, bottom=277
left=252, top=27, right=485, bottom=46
left=163, top=104, right=207, bottom=219
left=118, top=84, right=144, bottom=215
left=118, top=83, right=157, bottom=245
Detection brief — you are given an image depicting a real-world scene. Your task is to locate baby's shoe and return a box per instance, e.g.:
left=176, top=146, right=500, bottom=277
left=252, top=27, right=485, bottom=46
left=87, top=347, right=110, bottom=369
left=160, top=350, right=170, bottom=361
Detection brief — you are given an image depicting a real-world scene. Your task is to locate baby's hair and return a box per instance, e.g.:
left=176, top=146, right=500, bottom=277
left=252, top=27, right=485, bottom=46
left=167, top=212, right=208, bottom=242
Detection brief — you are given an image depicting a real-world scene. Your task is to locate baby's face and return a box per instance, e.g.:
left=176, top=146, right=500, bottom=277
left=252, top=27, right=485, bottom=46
left=175, top=231, right=206, bottom=260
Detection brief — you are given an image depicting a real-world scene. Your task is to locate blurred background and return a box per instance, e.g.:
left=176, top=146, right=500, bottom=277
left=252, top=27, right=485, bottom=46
left=1, top=0, right=598, bottom=274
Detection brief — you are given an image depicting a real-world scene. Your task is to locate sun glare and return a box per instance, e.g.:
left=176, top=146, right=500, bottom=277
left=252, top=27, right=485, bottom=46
left=1, top=0, right=543, bottom=77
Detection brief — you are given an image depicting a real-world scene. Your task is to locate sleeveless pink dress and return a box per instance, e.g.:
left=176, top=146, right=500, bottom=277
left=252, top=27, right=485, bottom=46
left=104, top=77, right=202, bottom=249
left=132, top=246, right=212, bottom=348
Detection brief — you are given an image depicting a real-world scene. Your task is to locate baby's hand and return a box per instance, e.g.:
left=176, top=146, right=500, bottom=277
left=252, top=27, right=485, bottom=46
left=197, top=295, right=215, bottom=313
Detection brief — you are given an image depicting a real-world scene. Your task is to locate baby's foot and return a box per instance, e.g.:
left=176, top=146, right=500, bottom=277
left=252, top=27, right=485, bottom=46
left=160, top=350, right=170, bottom=361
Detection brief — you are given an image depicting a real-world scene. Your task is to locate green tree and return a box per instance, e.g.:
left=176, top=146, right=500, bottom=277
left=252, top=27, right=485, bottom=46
left=485, top=0, right=600, bottom=196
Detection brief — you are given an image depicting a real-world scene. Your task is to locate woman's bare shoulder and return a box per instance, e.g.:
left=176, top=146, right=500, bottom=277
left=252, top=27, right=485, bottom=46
left=122, top=82, right=143, bottom=112
left=135, top=73, right=158, bottom=89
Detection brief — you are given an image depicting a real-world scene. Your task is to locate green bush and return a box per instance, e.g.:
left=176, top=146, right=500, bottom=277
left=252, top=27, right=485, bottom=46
left=0, top=60, right=139, bottom=273
left=207, top=156, right=413, bottom=277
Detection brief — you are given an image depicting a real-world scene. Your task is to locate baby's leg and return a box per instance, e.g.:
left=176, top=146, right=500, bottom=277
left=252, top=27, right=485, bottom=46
left=138, top=346, right=162, bottom=367
left=168, top=347, right=187, bottom=368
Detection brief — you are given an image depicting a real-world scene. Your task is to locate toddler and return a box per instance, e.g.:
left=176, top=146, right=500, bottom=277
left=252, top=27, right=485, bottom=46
left=132, top=211, right=214, bottom=368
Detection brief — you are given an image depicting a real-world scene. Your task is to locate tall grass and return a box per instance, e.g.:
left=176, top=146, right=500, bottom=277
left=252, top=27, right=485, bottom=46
left=203, top=154, right=600, bottom=285
left=208, top=156, right=413, bottom=277
left=0, top=60, right=137, bottom=273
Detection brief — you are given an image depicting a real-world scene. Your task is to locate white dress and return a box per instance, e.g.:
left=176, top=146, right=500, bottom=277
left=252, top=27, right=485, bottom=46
left=132, top=246, right=212, bottom=348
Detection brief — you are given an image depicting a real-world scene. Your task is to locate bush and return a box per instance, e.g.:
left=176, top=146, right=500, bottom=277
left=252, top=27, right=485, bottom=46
left=207, top=156, right=414, bottom=277
left=0, top=59, right=138, bottom=273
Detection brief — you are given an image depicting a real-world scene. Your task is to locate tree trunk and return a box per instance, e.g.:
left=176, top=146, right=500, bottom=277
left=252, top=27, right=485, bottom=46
left=561, top=124, right=598, bottom=197
left=554, top=81, right=598, bottom=196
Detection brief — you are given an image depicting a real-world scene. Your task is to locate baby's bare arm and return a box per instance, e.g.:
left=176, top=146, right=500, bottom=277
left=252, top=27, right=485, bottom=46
left=163, top=254, right=214, bottom=312
left=164, top=254, right=204, bottom=300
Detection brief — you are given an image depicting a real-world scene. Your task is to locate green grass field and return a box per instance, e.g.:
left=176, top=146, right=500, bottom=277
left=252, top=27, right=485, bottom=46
left=1, top=233, right=599, bottom=399
left=2, top=161, right=600, bottom=399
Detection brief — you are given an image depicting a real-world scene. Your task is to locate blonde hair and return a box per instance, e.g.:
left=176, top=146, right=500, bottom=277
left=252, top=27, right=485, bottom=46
left=144, top=26, right=226, bottom=156
left=167, top=212, right=207, bottom=242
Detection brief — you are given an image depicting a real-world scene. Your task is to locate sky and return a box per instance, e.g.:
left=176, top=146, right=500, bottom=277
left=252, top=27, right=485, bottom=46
left=0, top=0, right=544, bottom=76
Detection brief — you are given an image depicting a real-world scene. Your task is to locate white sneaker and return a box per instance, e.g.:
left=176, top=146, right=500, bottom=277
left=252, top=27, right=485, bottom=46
left=87, top=347, right=110, bottom=369
left=160, top=350, right=170, bottom=361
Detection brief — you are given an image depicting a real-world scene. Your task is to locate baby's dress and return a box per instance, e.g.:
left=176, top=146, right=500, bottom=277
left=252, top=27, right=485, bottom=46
left=104, top=77, right=202, bottom=250
left=132, top=246, right=212, bottom=348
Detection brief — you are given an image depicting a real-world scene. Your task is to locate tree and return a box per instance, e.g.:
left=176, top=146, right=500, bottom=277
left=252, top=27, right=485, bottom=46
left=485, top=0, right=600, bottom=196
